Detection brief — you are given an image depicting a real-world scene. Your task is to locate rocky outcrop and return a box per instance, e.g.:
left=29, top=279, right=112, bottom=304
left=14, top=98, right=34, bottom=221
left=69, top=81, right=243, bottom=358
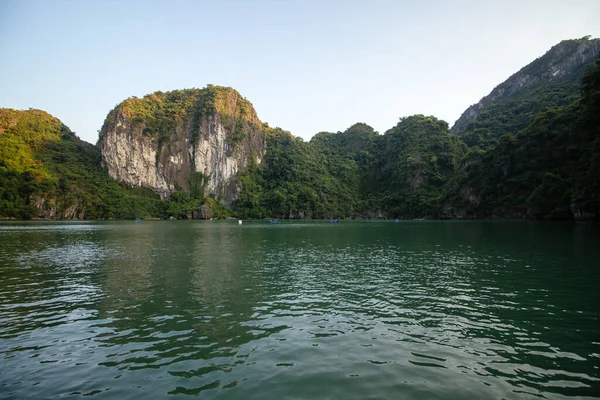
left=193, top=203, right=214, bottom=220
left=98, top=86, right=267, bottom=205
left=100, top=113, right=173, bottom=199
left=451, top=37, right=600, bottom=134
left=32, top=194, right=87, bottom=220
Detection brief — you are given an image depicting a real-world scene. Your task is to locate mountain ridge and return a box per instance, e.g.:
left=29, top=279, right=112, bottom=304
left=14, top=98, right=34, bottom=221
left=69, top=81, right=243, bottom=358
left=1, top=37, right=598, bottom=221
left=451, top=37, right=600, bottom=137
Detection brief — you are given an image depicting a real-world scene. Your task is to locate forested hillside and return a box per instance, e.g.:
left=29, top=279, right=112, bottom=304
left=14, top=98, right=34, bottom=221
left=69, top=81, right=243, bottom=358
left=232, top=41, right=600, bottom=221
left=446, top=55, right=600, bottom=220
left=234, top=124, right=372, bottom=219
left=452, top=37, right=599, bottom=147
left=0, top=109, right=165, bottom=219
left=1, top=38, right=598, bottom=221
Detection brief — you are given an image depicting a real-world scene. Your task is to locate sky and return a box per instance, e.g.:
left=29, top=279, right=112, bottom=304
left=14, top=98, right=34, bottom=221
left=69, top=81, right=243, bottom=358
left=1, top=0, right=599, bottom=144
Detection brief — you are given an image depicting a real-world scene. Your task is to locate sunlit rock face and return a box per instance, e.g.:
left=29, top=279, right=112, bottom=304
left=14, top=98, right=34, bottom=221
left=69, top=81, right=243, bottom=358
left=98, top=86, right=267, bottom=205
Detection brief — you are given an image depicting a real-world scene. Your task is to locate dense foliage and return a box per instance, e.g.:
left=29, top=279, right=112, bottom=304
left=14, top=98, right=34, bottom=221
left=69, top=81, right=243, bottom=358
left=371, top=116, right=466, bottom=218
left=446, top=56, right=600, bottom=220
left=458, top=79, right=583, bottom=149
left=1, top=42, right=599, bottom=221
left=233, top=53, right=600, bottom=221
left=233, top=118, right=465, bottom=219
left=0, top=109, right=165, bottom=219
left=101, top=85, right=260, bottom=148
left=234, top=124, right=368, bottom=219
left=451, top=37, right=598, bottom=140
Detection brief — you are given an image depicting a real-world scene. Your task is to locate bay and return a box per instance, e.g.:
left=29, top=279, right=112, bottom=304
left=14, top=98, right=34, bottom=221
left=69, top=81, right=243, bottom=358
left=0, top=220, right=599, bottom=399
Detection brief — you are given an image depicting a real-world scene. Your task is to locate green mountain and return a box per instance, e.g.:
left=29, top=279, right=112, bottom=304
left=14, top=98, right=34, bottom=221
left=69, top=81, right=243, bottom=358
left=452, top=37, right=599, bottom=149
left=446, top=54, right=600, bottom=220
left=368, top=116, right=466, bottom=218
left=98, top=86, right=267, bottom=204
left=0, top=109, right=164, bottom=219
left=233, top=37, right=600, bottom=221
left=234, top=123, right=375, bottom=219
left=1, top=38, right=598, bottom=221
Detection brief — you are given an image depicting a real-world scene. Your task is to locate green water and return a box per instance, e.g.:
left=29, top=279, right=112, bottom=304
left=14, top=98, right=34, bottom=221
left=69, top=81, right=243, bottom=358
left=0, top=220, right=599, bottom=399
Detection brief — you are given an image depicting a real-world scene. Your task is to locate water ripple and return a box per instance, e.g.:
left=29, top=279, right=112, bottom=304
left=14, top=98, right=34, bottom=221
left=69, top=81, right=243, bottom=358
left=0, top=221, right=599, bottom=399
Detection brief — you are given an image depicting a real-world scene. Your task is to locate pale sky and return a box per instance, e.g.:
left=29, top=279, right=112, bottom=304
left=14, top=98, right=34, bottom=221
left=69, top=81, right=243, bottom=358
left=1, top=0, right=599, bottom=144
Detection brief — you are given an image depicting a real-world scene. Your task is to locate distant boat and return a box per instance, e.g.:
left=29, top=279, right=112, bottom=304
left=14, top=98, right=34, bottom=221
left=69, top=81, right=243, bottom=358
left=135, top=219, right=141, bottom=223
left=330, top=219, right=340, bottom=224
left=267, top=219, right=279, bottom=224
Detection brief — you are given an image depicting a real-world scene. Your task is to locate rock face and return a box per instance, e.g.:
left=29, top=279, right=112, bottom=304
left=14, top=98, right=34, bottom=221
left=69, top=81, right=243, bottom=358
left=32, top=195, right=87, bottom=220
left=193, top=203, right=214, bottom=220
left=451, top=37, right=600, bottom=134
left=99, top=86, right=268, bottom=205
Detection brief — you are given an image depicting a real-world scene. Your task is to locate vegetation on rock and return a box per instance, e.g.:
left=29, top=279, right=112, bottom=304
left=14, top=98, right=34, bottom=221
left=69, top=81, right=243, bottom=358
left=445, top=53, right=600, bottom=220
left=0, top=109, right=165, bottom=219
left=101, top=85, right=260, bottom=147
left=1, top=39, right=599, bottom=221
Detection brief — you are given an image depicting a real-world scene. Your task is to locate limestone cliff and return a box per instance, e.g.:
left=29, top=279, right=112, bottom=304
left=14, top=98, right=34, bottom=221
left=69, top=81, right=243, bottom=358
left=451, top=37, right=600, bottom=134
left=99, top=86, right=268, bottom=205
left=31, top=194, right=88, bottom=220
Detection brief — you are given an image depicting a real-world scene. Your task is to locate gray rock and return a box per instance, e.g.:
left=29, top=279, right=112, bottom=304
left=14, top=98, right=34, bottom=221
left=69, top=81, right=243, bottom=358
left=98, top=88, right=267, bottom=206
left=193, top=203, right=214, bottom=220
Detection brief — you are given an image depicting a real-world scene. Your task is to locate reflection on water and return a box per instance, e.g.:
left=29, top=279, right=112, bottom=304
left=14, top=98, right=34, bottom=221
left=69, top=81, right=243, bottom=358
left=0, top=221, right=599, bottom=399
